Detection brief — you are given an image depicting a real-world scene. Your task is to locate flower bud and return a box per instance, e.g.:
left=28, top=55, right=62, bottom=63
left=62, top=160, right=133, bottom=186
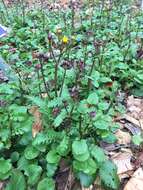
left=35, top=64, right=41, bottom=70
left=48, top=33, right=52, bottom=41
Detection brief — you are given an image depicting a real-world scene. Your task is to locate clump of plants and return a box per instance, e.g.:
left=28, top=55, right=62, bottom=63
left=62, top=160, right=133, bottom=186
left=0, top=0, right=143, bottom=189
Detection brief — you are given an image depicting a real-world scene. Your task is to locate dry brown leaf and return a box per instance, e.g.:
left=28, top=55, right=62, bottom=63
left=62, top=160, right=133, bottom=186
left=29, top=106, right=42, bottom=138
left=134, top=152, right=143, bottom=169
left=139, top=119, right=143, bottom=130
left=124, top=114, right=140, bottom=127
left=126, top=96, right=143, bottom=120
left=115, top=129, right=131, bottom=144
left=112, top=152, right=134, bottom=175
left=124, top=168, right=143, bottom=190
left=0, top=182, right=4, bottom=190
left=118, top=170, right=134, bottom=180
left=81, top=186, right=93, bottom=190
left=93, top=177, right=105, bottom=190
left=127, top=96, right=141, bottom=107
left=124, top=123, right=141, bottom=135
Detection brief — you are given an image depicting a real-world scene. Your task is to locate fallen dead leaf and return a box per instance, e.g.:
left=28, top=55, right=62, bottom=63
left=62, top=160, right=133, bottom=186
left=127, top=96, right=141, bottom=107
left=0, top=182, right=4, bottom=190
left=124, top=123, right=141, bottom=135
left=124, top=114, right=140, bottom=128
left=115, top=129, right=131, bottom=144
left=112, top=152, right=134, bottom=176
left=134, top=152, right=143, bottom=169
left=126, top=96, right=143, bottom=120
left=29, top=106, right=42, bottom=138
left=118, top=170, right=134, bottom=180
left=81, top=186, right=93, bottom=190
left=124, top=168, right=143, bottom=190
left=93, top=177, right=105, bottom=190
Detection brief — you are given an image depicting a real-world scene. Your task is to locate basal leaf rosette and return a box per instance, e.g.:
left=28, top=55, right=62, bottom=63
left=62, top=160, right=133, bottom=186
left=0, top=158, right=12, bottom=180
left=72, top=139, right=90, bottom=162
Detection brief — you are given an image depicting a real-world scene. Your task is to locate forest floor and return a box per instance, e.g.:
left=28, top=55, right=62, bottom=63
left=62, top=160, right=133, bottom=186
left=1, top=1, right=143, bottom=190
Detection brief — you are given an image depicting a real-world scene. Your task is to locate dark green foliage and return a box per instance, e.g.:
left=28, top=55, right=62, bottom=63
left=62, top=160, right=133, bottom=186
left=0, top=0, right=143, bottom=189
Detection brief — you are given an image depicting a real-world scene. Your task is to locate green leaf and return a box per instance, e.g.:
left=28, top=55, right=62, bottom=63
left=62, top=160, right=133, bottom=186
left=37, top=178, right=55, bottom=190
left=46, top=150, right=61, bottom=164
left=73, top=158, right=97, bottom=175
left=132, top=134, right=143, bottom=145
left=102, top=133, right=117, bottom=143
left=94, top=120, right=109, bottom=130
left=72, top=140, right=89, bottom=161
left=87, top=92, right=99, bottom=105
left=77, top=172, right=94, bottom=187
left=78, top=100, right=89, bottom=114
left=27, top=96, right=46, bottom=108
left=46, top=163, right=57, bottom=177
left=0, top=170, right=11, bottom=180
left=6, top=169, right=26, bottom=190
left=54, top=110, right=67, bottom=127
left=56, top=136, right=69, bottom=156
left=90, top=145, right=106, bottom=163
left=0, top=158, right=12, bottom=174
left=131, top=87, right=143, bottom=97
left=10, top=152, right=19, bottom=163
left=115, top=63, right=128, bottom=70
left=98, top=102, right=109, bottom=111
left=99, top=160, right=120, bottom=190
left=17, top=156, right=29, bottom=171
left=24, top=164, right=42, bottom=186
left=24, top=145, right=39, bottom=160
left=72, top=140, right=88, bottom=155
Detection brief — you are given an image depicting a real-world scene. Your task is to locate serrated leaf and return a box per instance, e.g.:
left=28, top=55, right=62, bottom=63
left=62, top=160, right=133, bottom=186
left=78, top=100, right=89, bottom=114
left=87, top=92, right=99, bottom=105
left=46, top=163, right=57, bottom=177
left=32, top=133, right=47, bottom=146
left=98, top=102, right=109, bottom=111
left=94, top=120, right=109, bottom=130
left=17, top=156, right=29, bottom=171
left=0, top=170, right=11, bottom=180
left=0, top=158, right=12, bottom=174
left=99, top=160, right=120, bottom=190
left=72, top=140, right=90, bottom=161
left=24, top=145, right=39, bottom=160
left=27, top=96, right=46, bottom=108
left=37, top=178, right=55, bottom=190
left=46, top=150, right=61, bottom=164
left=72, top=140, right=88, bottom=155
left=56, top=136, right=69, bottom=156
left=73, top=158, right=97, bottom=175
left=77, top=172, right=94, bottom=187
left=24, top=164, right=42, bottom=186
left=54, top=110, right=67, bottom=127
left=6, top=169, right=26, bottom=190
left=91, top=145, right=106, bottom=163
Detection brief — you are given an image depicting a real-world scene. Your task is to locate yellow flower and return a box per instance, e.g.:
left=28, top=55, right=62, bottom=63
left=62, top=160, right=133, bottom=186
left=62, top=36, right=69, bottom=44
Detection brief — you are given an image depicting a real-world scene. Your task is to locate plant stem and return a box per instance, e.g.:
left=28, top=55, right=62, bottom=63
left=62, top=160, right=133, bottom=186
left=37, top=71, right=42, bottom=98
left=87, top=56, right=96, bottom=92
left=20, top=0, right=25, bottom=25
left=1, top=0, right=9, bottom=18
left=59, top=69, right=66, bottom=96
left=40, top=61, right=51, bottom=99
left=79, top=115, right=82, bottom=138
left=71, top=6, right=75, bottom=34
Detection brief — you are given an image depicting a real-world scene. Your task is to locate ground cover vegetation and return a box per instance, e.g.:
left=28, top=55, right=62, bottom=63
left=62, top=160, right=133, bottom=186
left=0, top=0, right=143, bottom=189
